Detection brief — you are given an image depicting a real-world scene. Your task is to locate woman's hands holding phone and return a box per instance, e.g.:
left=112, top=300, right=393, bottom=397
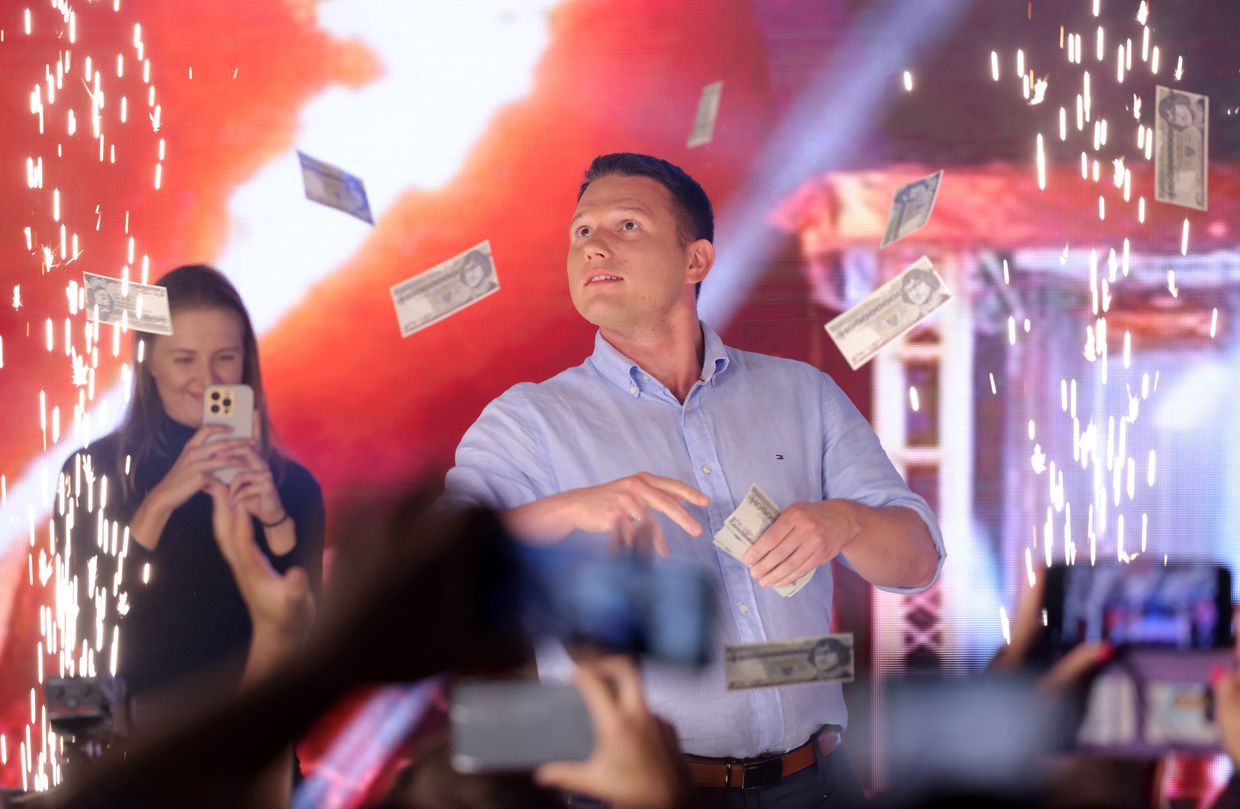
left=160, top=424, right=250, bottom=504
left=130, top=424, right=249, bottom=551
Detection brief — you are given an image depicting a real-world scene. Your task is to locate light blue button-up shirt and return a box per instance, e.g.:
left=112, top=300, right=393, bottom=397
left=444, top=324, right=945, bottom=757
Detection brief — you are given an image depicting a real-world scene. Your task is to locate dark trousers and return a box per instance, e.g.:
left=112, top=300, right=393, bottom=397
left=566, top=742, right=866, bottom=809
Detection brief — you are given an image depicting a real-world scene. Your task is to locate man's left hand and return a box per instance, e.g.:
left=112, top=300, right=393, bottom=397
left=743, top=500, right=858, bottom=589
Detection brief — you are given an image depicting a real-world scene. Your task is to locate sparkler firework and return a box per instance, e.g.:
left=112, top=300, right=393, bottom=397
left=984, top=0, right=1213, bottom=651
left=4, top=0, right=168, bottom=790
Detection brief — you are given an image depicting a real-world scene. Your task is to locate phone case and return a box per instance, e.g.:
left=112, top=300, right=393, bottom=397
left=450, top=681, right=593, bottom=773
left=202, top=383, right=254, bottom=484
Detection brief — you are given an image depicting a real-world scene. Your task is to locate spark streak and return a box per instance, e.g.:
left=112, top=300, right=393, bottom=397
left=1036, top=133, right=1046, bottom=190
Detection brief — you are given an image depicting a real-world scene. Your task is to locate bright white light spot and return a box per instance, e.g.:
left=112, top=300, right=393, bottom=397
left=213, top=0, right=564, bottom=335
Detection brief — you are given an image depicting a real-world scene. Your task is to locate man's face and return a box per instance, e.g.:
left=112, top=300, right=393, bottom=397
left=90, top=285, right=113, bottom=310
left=461, top=256, right=486, bottom=286
left=812, top=645, right=840, bottom=672
left=905, top=278, right=932, bottom=306
left=567, top=175, right=695, bottom=333
left=1171, top=103, right=1193, bottom=128
left=904, top=183, right=929, bottom=205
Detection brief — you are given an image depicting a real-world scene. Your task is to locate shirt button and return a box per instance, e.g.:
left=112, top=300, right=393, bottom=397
left=739, top=602, right=750, bottom=614
left=629, top=384, right=638, bottom=396
left=702, top=465, right=712, bottom=475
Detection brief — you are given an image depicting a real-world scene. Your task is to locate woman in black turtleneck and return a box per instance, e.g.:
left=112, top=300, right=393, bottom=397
left=60, top=263, right=323, bottom=712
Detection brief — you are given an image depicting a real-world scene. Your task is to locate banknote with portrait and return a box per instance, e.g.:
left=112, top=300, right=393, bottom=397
left=824, top=256, right=951, bottom=370
left=82, top=272, right=173, bottom=336
left=1154, top=85, right=1208, bottom=212
left=725, top=634, right=854, bottom=690
left=391, top=240, right=501, bottom=337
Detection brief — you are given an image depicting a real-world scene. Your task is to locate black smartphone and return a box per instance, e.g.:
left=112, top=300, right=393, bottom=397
left=1044, top=561, right=1233, bottom=651
left=507, top=546, right=714, bottom=666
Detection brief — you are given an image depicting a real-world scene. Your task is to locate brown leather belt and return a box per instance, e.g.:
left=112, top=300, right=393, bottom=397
left=686, top=728, right=842, bottom=789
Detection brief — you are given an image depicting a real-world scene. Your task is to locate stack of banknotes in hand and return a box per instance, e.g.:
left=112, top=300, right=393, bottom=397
left=713, top=484, right=812, bottom=597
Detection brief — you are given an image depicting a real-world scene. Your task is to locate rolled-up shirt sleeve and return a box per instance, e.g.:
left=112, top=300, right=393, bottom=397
left=443, top=387, right=555, bottom=511
left=819, top=374, right=946, bottom=594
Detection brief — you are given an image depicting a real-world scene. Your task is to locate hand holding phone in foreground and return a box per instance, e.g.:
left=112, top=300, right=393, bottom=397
left=1214, top=613, right=1240, bottom=768
left=534, top=657, right=694, bottom=809
left=988, top=569, right=1112, bottom=697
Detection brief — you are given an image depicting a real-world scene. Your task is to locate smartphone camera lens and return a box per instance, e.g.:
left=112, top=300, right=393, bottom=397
left=210, top=404, right=220, bottom=414
left=222, top=398, right=232, bottom=407
left=210, top=391, right=220, bottom=400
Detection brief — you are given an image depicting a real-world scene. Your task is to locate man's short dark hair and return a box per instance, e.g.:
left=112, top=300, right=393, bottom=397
left=578, top=153, right=714, bottom=297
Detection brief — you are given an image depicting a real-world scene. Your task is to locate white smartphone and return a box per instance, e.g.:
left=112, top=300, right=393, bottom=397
left=450, top=680, right=593, bottom=773
left=202, top=383, right=254, bottom=484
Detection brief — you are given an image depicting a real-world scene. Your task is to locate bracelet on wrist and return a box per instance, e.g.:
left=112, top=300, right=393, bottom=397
left=260, top=512, right=291, bottom=529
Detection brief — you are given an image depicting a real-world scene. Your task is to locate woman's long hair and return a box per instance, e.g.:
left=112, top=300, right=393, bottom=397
left=116, top=264, right=285, bottom=497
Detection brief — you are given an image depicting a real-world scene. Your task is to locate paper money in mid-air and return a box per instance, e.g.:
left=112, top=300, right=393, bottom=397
left=298, top=150, right=375, bottom=224
left=725, top=634, right=854, bottom=690
left=1154, top=85, right=1208, bottom=211
left=687, top=81, right=723, bottom=148
left=824, top=255, right=951, bottom=370
left=81, top=272, right=172, bottom=335
left=880, top=170, right=943, bottom=248
left=391, top=240, right=500, bottom=338
left=713, top=484, right=813, bottom=598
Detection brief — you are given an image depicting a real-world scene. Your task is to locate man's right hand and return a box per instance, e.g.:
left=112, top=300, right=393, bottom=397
left=1214, top=610, right=1240, bottom=768
left=504, top=473, right=709, bottom=557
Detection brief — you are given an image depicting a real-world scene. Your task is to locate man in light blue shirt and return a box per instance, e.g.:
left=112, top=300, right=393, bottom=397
left=445, top=153, right=944, bottom=806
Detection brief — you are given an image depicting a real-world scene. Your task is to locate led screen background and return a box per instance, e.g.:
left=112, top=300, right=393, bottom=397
left=0, top=0, right=1238, bottom=790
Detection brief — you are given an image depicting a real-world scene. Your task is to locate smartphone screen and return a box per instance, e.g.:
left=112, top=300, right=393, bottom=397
left=1048, top=562, right=1232, bottom=650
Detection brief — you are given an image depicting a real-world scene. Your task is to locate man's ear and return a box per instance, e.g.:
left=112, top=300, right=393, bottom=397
left=685, top=239, right=715, bottom=285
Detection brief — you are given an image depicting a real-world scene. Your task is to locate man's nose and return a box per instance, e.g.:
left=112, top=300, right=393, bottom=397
left=582, top=233, right=609, bottom=259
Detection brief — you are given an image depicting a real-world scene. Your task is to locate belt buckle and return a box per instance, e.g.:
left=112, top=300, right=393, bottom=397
left=728, top=755, right=782, bottom=789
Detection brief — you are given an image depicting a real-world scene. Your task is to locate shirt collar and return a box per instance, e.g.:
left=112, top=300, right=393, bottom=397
left=588, top=322, right=733, bottom=398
